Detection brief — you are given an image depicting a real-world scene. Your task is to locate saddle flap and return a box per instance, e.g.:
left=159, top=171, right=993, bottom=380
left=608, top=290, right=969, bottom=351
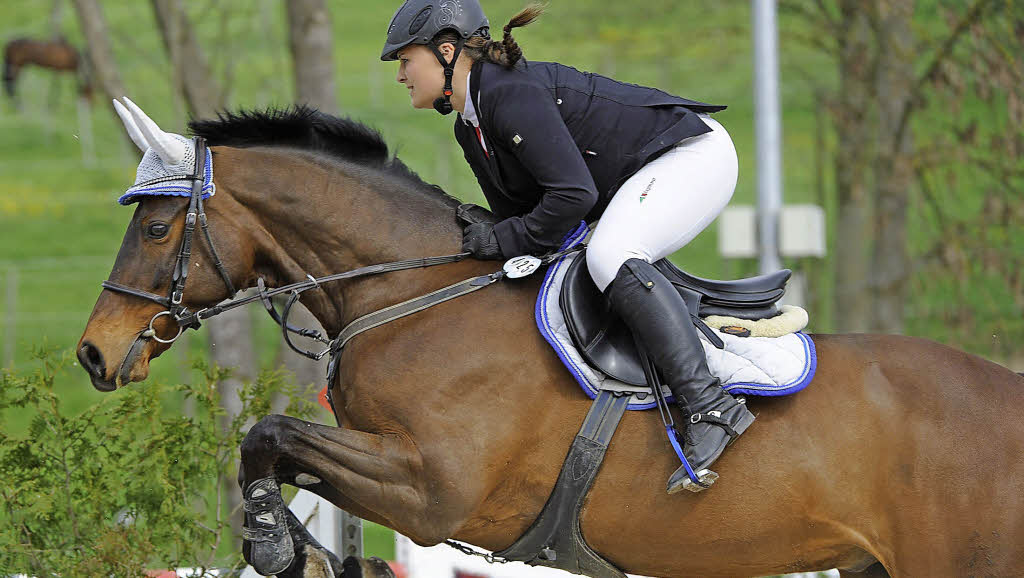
left=559, top=253, right=648, bottom=386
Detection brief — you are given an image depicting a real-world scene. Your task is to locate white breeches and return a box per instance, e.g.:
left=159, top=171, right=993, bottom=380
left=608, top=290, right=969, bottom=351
left=586, top=114, right=738, bottom=292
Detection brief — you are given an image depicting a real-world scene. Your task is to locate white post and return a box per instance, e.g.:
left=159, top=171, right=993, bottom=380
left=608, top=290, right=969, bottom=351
left=752, top=0, right=783, bottom=275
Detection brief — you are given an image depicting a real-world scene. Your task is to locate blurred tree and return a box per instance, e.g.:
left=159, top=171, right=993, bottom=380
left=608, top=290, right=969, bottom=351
left=286, top=0, right=338, bottom=114
left=784, top=0, right=1020, bottom=343
left=832, top=0, right=876, bottom=333
left=278, top=0, right=335, bottom=397
left=150, top=0, right=252, bottom=548
left=70, top=0, right=125, bottom=106
left=151, top=0, right=223, bottom=118
left=871, top=0, right=916, bottom=334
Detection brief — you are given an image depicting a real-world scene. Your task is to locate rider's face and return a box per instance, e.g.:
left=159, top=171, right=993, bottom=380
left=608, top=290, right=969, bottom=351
left=395, top=45, right=445, bottom=109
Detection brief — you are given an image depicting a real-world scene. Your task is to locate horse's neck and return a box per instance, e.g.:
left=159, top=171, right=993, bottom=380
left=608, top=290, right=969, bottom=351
left=218, top=147, right=465, bottom=334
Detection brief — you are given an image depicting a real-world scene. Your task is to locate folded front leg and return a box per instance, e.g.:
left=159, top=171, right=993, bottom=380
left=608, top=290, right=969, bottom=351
left=237, top=414, right=434, bottom=574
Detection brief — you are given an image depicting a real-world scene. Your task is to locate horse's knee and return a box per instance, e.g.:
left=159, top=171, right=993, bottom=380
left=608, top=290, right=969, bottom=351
left=241, top=414, right=295, bottom=464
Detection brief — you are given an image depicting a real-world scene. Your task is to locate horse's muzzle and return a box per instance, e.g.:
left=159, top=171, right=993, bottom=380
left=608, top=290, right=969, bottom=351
left=78, top=341, right=116, bottom=392
left=78, top=335, right=149, bottom=391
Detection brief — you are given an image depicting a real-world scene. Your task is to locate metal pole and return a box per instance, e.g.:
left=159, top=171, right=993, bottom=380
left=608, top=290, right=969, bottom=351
left=753, top=0, right=783, bottom=275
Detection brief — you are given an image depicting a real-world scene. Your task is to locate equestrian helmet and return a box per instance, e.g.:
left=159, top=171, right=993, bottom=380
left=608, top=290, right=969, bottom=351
left=381, top=0, right=490, bottom=61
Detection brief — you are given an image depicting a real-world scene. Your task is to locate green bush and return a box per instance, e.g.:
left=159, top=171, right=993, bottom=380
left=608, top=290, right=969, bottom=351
left=0, top=345, right=318, bottom=577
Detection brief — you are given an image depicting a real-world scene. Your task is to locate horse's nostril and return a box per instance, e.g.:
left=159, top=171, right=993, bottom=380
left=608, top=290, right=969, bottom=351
left=79, top=341, right=106, bottom=377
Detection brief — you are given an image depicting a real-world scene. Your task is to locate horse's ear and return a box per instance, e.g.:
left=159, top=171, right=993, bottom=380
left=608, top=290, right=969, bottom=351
left=113, top=98, right=149, bottom=153
left=121, top=97, right=187, bottom=166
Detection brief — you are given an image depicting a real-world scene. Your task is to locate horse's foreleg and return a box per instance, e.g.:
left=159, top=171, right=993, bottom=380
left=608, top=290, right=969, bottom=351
left=238, top=414, right=426, bottom=575
left=3, top=62, right=19, bottom=110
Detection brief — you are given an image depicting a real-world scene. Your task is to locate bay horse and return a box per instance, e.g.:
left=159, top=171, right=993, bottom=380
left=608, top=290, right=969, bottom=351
left=77, top=104, right=1024, bottom=577
left=3, top=36, right=91, bottom=107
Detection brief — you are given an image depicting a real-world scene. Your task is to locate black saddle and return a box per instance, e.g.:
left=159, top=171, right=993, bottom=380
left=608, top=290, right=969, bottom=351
left=559, top=251, right=791, bottom=386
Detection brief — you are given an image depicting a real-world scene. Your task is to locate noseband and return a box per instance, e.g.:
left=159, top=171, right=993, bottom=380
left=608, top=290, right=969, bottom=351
left=101, top=137, right=237, bottom=343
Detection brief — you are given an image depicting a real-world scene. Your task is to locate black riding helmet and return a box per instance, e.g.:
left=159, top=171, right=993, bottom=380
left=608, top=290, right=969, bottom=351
left=381, top=0, right=490, bottom=115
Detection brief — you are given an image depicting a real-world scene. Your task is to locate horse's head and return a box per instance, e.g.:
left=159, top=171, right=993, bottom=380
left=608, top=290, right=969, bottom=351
left=78, top=99, right=254, bottom=391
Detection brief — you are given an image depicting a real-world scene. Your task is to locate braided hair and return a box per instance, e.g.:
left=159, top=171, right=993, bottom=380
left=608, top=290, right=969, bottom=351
left=433, top=4, right=544, bottom=69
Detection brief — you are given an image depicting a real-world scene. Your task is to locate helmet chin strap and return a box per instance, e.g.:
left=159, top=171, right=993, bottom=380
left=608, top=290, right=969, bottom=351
left=429, top=39, right=465, bottom=116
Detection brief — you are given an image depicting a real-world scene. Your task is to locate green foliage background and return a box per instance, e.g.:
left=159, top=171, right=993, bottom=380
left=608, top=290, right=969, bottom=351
left=0, top=347, right=324, bottom=575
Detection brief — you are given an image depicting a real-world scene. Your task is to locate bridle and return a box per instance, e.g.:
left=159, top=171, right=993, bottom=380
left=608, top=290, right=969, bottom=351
left=97, top=139, right=583, bottom=413
left=102, top=137, right=237, bottom=344
left=99, top=135, right=481, bottom=350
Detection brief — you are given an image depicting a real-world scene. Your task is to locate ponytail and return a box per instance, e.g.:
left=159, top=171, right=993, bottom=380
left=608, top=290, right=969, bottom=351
left=496, top=4, right=544, bottom=67
left=434, top=4, right=545, bottom=69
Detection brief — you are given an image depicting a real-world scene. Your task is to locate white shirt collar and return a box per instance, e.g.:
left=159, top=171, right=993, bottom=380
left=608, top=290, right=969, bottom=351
left=462, top=70, right=479, bottom=127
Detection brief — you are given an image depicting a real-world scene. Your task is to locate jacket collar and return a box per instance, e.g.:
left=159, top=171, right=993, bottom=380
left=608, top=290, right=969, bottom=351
left=462, top=68, right=480, bottom=127
left=468, top=59, right=483, bottom=125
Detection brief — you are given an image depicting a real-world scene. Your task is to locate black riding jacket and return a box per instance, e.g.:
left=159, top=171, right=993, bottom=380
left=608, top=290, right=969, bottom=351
left=454, top=59, right=726, bottom=257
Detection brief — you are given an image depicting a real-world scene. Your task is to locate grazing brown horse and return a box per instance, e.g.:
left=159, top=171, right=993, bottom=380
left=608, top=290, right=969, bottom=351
left=3, top=36, right=91, bottom=106
left=77, top=104, right=1024, bottom=577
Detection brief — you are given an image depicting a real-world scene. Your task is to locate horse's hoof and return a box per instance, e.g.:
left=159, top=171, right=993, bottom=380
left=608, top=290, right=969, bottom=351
left=341, top=555, right=396, bottom=578
left=242, top=477, right=295, bottom=575
left=667, top=468, right=718, bottom=494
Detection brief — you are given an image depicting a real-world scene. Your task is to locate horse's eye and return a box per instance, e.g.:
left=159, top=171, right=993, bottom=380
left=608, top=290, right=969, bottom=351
left=146, top=222, right=169, bottom=239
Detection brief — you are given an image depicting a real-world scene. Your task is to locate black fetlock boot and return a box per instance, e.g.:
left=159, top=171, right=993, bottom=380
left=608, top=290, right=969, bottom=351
left=242, top=477, right=295, bottom=575
left=606, top=258, right=755, bottom=494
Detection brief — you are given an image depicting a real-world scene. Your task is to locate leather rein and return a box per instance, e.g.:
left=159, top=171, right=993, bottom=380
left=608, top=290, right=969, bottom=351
left=100, top=135, right=481, bottom=350
left=99, top=137, right=581, bottom=395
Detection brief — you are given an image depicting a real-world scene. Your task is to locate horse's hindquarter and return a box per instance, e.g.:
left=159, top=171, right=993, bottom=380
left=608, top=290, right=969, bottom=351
left=338, top=286, right=1024, bottom=576
left=584, top=333, right=1024, bottom=576
left=825, top=334, right=1024, bottom=574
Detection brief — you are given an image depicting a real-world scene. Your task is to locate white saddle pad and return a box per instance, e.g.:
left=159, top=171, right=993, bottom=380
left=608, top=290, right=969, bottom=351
left=535, top=229, right=817, bottom=411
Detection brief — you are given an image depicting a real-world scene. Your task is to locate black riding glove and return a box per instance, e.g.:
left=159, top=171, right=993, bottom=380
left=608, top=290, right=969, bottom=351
left=461, top=222, right=504, bottom=260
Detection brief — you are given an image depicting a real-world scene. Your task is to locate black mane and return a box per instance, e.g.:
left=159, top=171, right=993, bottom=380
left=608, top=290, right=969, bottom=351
left=188, top=106, right=457, bottom=204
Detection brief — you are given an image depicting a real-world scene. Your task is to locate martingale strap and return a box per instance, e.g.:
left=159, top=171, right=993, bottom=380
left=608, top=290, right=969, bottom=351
left=321, top=273, right=503, bottom=392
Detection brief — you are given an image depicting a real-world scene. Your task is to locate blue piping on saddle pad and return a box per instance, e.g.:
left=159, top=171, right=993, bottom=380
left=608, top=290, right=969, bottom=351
left=534, top=223, right=817, bottom=411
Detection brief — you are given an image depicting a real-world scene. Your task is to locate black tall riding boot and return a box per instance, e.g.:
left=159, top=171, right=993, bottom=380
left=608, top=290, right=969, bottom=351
left=606, top=258, right=755, bottom=493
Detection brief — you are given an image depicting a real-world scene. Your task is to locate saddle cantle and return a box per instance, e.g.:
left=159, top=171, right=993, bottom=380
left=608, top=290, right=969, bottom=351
left=559, top=251, right=791, bottom=386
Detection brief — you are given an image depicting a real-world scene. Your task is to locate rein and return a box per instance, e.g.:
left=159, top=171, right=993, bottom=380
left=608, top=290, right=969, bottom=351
left=99, top=143, right=584, bottom=390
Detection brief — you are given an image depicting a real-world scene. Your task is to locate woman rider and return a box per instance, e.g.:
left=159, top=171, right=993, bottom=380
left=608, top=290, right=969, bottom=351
left=381, top=0, right=755, bottom=494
